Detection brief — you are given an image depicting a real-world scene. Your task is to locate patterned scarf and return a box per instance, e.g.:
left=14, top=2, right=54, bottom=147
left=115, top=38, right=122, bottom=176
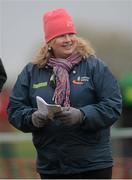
left=48, top=52, right=82, bottom=107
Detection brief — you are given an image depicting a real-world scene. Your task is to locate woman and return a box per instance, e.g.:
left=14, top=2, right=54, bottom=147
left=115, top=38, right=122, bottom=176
left=7, top=8, right=122, bottom=179
left=0, top=58, right=7, bottom=91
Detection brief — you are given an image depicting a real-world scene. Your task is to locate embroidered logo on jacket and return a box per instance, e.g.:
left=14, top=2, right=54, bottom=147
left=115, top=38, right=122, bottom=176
left=81, top=76, right=90, bottom=82
left=72, top=76, right=90, bottom=85
left=33, top=82, right=48, bottom=88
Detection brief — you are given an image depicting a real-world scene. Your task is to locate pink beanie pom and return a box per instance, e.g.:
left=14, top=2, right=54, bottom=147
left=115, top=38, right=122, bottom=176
left=43, top=8, right=76, bottom=43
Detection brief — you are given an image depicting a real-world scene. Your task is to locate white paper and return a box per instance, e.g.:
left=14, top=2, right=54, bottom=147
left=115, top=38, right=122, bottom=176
left=36, top=96, right=62, bottom=119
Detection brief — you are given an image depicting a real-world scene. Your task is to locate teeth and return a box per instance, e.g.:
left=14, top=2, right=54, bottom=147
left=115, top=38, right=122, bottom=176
left=63, top=44, right=72, bottom=47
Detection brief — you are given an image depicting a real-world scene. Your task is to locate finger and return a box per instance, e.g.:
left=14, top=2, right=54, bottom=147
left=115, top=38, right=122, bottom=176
left=36, top=120, right=45, bottom=127
left=62, top=107, right=70, bottom=111
left=58, top=117, right=68, bottom=121
left=54, top=111, right=63, bottom=117
left=37, top=116, right=46, bottom=120
left=55, top=111, right=69, bottom=118
left=58, top=116, right=71, bottom=123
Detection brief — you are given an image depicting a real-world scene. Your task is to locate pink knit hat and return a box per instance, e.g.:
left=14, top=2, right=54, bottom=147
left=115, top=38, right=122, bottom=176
left=43, top=8, right=76, bottom=43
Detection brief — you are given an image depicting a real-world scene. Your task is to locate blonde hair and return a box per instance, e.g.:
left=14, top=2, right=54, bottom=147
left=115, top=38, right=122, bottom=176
left=32, top=37, right=95, bottom=68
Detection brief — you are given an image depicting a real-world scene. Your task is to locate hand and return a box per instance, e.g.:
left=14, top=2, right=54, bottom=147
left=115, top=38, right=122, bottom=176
left=32, top=110, right=52, bottom=128
left=55, top=107, right=84, bottom=125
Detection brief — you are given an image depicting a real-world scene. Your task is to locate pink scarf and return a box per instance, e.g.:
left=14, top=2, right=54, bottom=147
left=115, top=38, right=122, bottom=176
left=48, top=52, right=82, bottom=107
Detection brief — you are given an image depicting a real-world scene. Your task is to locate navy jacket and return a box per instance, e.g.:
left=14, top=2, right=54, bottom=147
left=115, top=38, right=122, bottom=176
left=7, top=56, right=122, bottom=174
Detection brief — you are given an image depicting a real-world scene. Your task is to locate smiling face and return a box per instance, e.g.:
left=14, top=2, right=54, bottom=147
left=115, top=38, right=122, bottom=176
left=50, top=33, right=78, bottom=59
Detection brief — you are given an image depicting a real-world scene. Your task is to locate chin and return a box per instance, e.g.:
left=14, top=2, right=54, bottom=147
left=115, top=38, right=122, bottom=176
left=64, top=50, right=74, bottom=56
left=63, top=53, right=72, bottom=58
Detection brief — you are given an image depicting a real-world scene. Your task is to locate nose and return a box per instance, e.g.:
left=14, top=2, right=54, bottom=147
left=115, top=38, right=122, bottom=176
left=64, top=34, right=71, bottom=41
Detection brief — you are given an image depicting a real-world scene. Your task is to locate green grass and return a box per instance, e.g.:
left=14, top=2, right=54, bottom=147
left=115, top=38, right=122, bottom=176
left=0, top=141, right=38, bottom=178
left=0, top=141, right=36, bottom=158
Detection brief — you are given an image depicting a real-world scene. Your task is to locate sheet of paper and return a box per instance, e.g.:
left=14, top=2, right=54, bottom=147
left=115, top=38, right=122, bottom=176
left=36, top=96, right=62, bottom=119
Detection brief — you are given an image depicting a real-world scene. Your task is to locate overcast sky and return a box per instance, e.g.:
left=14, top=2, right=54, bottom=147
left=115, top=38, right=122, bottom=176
left=0, top=0, right=132, bottom=86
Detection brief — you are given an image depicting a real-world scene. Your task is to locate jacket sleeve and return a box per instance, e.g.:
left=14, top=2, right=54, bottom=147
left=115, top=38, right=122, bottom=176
left=0, top=58, right=7, bottom=91
left=80, top=59, right=122, bottom=131
left=7, top=65, right=39, bottom=132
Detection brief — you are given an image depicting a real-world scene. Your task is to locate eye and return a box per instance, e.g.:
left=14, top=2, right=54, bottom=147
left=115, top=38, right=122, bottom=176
left=68, top=33, right=75, bottom=37
left=59, top=34, right=65, bottom=38
left=60, top=33, right=75, bottom=38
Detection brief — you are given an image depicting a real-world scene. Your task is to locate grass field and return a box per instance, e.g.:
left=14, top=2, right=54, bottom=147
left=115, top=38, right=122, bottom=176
left=0, top=140, right=132, bottom=179
left=0, top=141, right=40, bottom=179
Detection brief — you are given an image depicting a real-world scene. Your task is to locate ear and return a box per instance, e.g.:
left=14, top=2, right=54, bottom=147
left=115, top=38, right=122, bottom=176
left=48, top=46, right=52, bottom=51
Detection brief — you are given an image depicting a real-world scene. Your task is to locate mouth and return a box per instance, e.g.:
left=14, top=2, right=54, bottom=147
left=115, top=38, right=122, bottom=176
left=62, top=43, right=73, bottom=49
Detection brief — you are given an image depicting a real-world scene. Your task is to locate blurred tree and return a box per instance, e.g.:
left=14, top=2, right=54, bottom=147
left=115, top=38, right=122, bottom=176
left=120, top=72, right=132, bottom=127
left=77, top=24, right=132, bottom=79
